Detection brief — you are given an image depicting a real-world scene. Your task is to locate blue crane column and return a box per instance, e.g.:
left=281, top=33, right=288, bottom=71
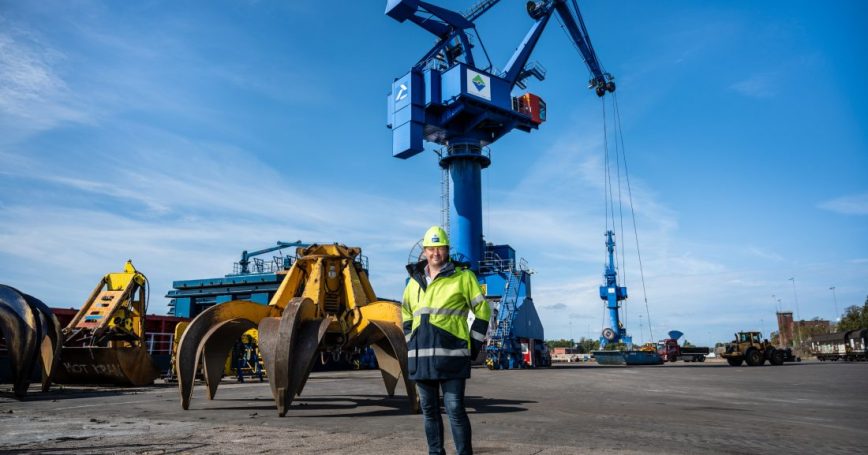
left=442, top=143, right=489, bottom=267
left=599, top=230, right=630, bottom=348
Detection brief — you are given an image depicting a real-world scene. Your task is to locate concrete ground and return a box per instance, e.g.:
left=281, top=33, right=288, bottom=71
left=1, top=359, right=866, bottom=454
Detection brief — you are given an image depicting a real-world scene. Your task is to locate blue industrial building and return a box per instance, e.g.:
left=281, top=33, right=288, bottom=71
left=166, top=242, right=306, bottom=318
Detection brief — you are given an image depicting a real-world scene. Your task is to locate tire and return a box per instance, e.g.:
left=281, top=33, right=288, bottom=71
left=745, top=349, right=763, bottom=366
left=770, top=350, right=784, bottom=366
left=726, top=357, right=743, bottom=367
left=698, top=355, right=705, bottom=363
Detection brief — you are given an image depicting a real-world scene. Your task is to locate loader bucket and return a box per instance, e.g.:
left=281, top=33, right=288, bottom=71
left=0, top=285, right=61, bottom=397
left=176, top=299, right=278, bottom=410
left=52, top=345, right=160, bottom=386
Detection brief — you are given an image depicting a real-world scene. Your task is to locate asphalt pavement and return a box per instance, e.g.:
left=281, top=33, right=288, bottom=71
left=1, top=359, right=866, bottom=454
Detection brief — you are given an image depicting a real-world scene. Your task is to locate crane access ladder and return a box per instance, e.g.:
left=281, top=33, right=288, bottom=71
left=484, top=257, right=528, bottom=369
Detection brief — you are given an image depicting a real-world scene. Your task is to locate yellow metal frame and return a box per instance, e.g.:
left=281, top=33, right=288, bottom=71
left=65, top=260, right=148, bottom=345
left=268, top=244, right=402, bottom=342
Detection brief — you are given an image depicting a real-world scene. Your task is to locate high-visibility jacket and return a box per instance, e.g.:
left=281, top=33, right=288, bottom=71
left=402, top=259, right=491, bottom=380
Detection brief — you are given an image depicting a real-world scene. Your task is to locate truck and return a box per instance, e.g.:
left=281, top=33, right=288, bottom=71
left=657, top=333, right=711, bottom=362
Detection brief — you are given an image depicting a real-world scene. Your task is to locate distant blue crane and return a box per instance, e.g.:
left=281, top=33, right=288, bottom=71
left=599, top=230, right=630, bottom=348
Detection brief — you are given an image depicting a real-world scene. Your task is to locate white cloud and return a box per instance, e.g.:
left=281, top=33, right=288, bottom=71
left=818, top=193, right=868, bottom=215
left=730, top=72, right=777, bottom=99
left=0, top=25, right=92, bottom=144
left=0, top=134, right=438, bottom=312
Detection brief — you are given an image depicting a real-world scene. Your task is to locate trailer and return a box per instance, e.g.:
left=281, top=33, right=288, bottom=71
left=810, top=329, right=867, bottom=362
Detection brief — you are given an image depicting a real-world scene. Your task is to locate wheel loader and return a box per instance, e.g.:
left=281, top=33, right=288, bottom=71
left=721, top=331, right=785, bottom=366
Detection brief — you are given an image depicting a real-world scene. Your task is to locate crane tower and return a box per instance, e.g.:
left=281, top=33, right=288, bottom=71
left=386, top=0, right=614, bottom=368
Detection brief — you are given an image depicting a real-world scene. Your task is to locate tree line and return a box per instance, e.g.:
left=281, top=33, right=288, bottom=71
left=836, top=295, right=868, bottom=331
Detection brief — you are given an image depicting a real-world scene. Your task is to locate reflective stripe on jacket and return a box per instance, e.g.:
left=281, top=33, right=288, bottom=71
left=402, top=259, right=491, bottom=380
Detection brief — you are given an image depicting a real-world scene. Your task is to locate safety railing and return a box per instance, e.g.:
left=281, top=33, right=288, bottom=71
left=231, top=255, right=294, bottom=275
left=145, top=332, right=174, bottom=355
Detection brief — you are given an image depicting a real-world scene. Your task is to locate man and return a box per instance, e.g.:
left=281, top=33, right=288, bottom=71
left=402, top=226, right=491, bottom=455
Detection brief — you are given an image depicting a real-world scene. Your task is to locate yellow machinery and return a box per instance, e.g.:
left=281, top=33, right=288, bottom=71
left=176, top=243, right=418, bottom=416
left=721, top=331, right=784, bottom=366
left=223, top=329, right=264, bottom=380
left=53, top=260, right=160, bottom=385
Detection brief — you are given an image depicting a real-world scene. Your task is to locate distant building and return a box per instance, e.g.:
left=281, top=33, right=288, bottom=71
left=777, top=312, right=795, bottom=347
left=777, top=311, right=831, bottom=347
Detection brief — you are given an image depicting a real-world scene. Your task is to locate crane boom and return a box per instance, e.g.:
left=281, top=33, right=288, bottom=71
left=239, top=241, right=308, bottom=274
left=505, top=0, right=613, bottom=94
left=462, top=0, right=500, bottom=22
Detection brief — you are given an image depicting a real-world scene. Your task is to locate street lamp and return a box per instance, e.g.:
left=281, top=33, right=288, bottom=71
left=829, top=286, right=839, bottom=332
left=771, top=294, right=780, bottom=334
left=788, top=277, right=802, bottom=346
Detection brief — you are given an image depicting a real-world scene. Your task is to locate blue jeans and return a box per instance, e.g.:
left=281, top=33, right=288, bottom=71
left=416, top=378, right=472, bottom=455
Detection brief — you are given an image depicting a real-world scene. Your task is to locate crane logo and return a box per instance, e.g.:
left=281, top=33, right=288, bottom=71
left=395, top=83, right=408, bottom=102
left=466, top=69, right=491, bottom=101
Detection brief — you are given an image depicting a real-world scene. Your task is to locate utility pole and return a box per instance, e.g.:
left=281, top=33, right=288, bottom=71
left=771, top=294, right=779, bottom=336
left=788, top=277, right=802, bottom=347
left=829, top=286, right=839, bottom=332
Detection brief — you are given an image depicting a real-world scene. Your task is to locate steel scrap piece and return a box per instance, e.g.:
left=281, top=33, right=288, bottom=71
left=0, top=285, right=62, bottom=397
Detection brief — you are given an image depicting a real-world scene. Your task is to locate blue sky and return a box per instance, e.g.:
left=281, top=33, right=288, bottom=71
left=1, top=1, right=866, bottom=347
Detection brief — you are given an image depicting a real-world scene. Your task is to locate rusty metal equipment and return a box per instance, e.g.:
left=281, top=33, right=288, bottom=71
left=176, top=243, right=418, bottom=416
left=0, top=285, right=62, bottom=397
left=52, top=260, right=161, bottom=386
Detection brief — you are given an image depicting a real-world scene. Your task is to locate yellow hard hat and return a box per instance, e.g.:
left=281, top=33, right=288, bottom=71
left=422, top=226, right=449, bottom=247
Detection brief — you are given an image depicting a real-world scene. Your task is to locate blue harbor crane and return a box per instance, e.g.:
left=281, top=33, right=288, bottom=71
left=592, top=229, right=663, bottom=365
left=386, top=0, right=614, bottom=369
left=599, top=230, right=629, bottom=348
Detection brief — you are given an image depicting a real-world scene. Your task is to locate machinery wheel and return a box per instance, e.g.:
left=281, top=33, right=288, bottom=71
left=770, top=350, right=784, bottom=366
left=726, top=357, right=743, bottom=367
left=698, top=355, right=705, bottom=363
left=602, top=327, right=616, bottom=342
left=745, top=349, right=763, bottom=366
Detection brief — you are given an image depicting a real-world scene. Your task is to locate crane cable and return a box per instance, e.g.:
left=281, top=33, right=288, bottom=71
left=601, top=96, right=628, bottom=333
left=614, top=92, right=654, bottom=343
left=601, top=91, right=654, bottom=344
